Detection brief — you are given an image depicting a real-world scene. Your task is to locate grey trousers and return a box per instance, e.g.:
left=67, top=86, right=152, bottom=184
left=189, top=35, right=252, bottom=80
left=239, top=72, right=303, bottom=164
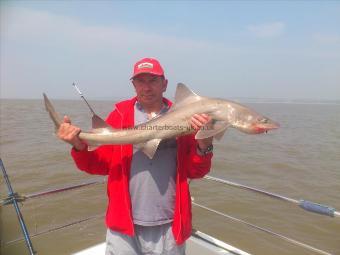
left=105, top=223, right=186, bottom=255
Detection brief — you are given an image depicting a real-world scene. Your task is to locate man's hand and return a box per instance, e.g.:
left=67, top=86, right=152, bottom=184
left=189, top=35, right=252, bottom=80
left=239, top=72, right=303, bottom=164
left=189, top=114, right=213, bottom=150
left=57, top=116, right=87, bottom=151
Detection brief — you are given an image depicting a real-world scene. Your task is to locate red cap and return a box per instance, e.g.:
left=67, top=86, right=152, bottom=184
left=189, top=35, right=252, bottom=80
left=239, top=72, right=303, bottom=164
left=131, top=58, right=164, bottom=79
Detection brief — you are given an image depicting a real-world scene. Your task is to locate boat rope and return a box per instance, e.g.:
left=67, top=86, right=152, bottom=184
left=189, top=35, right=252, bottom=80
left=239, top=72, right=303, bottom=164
left=3, top=175, right=338, bottom=220
left=0, top=158, right=36, bottom=255
left=193, top=201, right=332, bottom=255
left=25, top=179, right=105, bottom=200
left=1, top=179, right=105, bottom=205
left=204, top=175, right=339, bottom=218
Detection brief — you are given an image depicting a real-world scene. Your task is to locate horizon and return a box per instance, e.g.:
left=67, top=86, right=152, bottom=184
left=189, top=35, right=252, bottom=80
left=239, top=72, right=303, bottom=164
left=2, top=95, right=340, bottom=105
left=1, top=1, right=339, bottom=100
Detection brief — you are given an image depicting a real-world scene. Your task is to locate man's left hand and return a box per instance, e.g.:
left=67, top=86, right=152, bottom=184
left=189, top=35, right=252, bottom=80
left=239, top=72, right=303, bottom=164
left=189, top=114, right=213, bottom=150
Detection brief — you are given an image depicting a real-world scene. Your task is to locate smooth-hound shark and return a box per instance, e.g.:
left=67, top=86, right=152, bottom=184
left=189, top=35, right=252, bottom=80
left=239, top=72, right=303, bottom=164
left=44, top=83, right=279, bottom=159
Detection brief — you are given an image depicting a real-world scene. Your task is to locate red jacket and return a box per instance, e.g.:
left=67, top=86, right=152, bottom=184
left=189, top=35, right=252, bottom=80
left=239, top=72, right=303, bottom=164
left=71, top=97, right=212, bottom=245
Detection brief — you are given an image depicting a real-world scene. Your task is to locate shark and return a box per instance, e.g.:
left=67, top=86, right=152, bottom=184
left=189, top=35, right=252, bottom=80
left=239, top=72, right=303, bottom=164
left=44, top=83, right=279, bottom=159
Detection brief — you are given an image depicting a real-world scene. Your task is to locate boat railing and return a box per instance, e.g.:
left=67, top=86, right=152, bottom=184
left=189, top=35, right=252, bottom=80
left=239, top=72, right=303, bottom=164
left=1, top=158, right=338, bottom=255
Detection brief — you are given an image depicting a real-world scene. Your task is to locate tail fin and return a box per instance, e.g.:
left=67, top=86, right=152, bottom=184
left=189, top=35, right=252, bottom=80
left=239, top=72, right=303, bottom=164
left=43, top=93, right=62, bottom=130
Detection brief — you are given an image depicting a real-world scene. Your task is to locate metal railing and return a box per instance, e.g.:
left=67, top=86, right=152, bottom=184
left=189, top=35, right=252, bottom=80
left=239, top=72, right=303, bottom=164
left=203, top=175, right=339, bottom=218
left=1, top=158, right=36, bottom=255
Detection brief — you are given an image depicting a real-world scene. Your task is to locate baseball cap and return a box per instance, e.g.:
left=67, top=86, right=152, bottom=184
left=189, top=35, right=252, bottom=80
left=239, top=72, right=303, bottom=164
left=131, top=58, right=164, bottom=79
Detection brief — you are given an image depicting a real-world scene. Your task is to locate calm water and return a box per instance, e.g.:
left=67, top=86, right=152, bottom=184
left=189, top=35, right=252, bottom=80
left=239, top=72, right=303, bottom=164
left=1, top=99, right=339, bottom=255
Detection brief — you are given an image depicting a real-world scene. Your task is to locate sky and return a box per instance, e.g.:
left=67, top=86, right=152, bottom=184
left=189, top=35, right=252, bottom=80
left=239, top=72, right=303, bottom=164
left=1, top=0, right=339, bottom=101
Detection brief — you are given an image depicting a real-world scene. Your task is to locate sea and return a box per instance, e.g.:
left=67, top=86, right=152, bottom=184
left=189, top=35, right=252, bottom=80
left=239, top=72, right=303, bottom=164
left=1, top=98, right=339, bottom=255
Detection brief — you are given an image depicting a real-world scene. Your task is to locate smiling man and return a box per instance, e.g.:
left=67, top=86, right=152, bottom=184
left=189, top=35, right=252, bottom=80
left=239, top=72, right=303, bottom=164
left=57, top=57, right=213, bottom=255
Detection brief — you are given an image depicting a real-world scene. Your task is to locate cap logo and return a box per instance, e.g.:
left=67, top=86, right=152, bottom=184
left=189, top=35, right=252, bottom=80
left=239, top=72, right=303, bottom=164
left=137, top=62, right=153, bottom=69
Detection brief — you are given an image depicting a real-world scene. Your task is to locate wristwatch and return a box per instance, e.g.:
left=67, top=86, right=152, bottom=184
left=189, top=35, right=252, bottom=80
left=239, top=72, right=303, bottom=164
left=197, top=144, right=214, bottom=155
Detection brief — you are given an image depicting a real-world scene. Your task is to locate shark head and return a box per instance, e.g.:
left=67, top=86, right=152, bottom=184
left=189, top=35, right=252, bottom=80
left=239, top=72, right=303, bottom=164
left=173, top=84, right=280, bottom=139
left=249, top=117, right=280, bottom=134
left=233, top=113, right=280, bottom=134
left=213, top=100, right=280, bottom=135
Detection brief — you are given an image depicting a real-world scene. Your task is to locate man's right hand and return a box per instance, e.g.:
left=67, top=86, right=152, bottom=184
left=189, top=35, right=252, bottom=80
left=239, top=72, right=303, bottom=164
left=57, top=116, right=87, bottom=151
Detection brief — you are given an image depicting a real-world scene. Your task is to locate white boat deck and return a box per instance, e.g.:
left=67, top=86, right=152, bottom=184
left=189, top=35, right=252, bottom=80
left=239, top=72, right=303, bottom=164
left=73, top=230, right=251, bottom=255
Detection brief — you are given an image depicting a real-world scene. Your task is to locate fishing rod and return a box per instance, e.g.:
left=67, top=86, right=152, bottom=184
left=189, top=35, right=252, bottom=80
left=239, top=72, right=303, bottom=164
left=193, top=202, right=332, bottom=255
left=72, top=82, right=108, bottom=129
left=204, top=175, right=339, bottom=218
left=0, top=158, right=36, bottom=255
left=72, top=82, right=96, bottom=115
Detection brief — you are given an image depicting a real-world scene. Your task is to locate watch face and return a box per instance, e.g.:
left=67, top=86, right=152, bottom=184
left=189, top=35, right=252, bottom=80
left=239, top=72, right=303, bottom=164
left=197, top=144, right=213, bottom=155
left=206, top=145, right=213, bottom=152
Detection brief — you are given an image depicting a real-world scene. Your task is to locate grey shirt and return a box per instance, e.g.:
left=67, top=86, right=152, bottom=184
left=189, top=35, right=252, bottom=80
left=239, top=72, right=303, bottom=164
left=130, top=102, right=177, bottom=226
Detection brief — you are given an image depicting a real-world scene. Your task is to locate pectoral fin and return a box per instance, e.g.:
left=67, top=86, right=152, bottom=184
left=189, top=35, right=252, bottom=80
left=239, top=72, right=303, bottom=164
left=133, top=143, right=145, bottom=154
left=195, top=120, right=229, bottom=140
left=214, top=129, right=227, bottom=141
left=141, top=138, right=162, bottom=159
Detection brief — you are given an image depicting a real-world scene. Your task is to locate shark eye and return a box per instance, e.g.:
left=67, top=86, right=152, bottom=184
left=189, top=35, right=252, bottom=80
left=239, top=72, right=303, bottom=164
left=259, top=118, right=268, bottom=123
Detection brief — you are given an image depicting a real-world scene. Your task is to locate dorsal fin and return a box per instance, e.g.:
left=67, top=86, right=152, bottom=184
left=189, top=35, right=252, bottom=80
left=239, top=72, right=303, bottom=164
left=174, top=83, right=201, bottom=107
left=175, top=83, right=200, bottom=103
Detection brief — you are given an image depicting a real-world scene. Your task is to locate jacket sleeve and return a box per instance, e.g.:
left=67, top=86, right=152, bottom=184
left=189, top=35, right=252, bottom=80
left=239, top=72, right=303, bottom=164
left=70, top=109, right=120, bottom=175
left=71, top=145, right=114, bottom=175
left=184, top=134, right=213, bottom=179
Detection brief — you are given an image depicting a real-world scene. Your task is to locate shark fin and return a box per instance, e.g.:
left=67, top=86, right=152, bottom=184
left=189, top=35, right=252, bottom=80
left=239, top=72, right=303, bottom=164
left=133, top=142, right=146, bottom=154
left=43, top=93, right=62, bottom=131
left=92, top=114, right=113, bottom=130
left=90, top=114, right=116, bottom=134
left=214, top=128, right=228, bottom=141
left=141, top=138, right=162, bottom=159
left=195, top=120, right=229, bottom=140
left=175, top=83, right=200, bottom=103
left=171, top=83, right=202, bottom=110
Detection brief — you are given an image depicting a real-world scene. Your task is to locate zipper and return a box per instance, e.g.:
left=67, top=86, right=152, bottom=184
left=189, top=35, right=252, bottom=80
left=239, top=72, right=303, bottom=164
left=175, top=138, right=182, bottom=242
left=116, top=105, right=135, bottom=235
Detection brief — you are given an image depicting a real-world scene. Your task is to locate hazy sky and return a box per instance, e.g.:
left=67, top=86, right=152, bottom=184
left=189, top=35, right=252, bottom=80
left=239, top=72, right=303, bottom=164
left=1, top=1, right=339, bottom=100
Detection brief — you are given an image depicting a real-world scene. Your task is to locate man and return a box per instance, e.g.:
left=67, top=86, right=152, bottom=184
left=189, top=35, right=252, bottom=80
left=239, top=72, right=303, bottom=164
left=58, top=58, right=213, bottom=254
